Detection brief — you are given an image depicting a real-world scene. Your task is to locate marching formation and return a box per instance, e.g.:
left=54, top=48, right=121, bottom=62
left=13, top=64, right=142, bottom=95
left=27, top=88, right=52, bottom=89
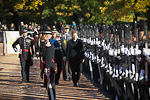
left=78, top=20, right=150, bottom=100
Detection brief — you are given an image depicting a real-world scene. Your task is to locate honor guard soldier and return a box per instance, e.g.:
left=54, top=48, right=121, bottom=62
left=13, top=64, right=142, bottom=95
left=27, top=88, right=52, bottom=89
left=12, top=29, right=34, bottom=83
left=50, top=28, right=63, bottom=85
left=61, top=25, right=72, bottom=81
left=42, top=25, right=56, bottom=100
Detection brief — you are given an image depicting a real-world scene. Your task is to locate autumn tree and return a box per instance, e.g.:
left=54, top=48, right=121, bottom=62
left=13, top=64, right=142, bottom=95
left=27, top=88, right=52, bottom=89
left=0, top=0, right=45, bottom=29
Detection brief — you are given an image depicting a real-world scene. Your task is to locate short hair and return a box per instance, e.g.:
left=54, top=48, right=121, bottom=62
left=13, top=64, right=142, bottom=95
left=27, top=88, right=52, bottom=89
left=71, top=30, right=78, bottom=35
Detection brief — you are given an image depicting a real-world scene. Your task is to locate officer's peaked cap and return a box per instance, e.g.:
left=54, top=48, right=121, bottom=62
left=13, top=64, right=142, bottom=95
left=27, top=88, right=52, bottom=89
left=64, top=25, right=69, bottom=29
left=42, top=24, right=52, bottom=34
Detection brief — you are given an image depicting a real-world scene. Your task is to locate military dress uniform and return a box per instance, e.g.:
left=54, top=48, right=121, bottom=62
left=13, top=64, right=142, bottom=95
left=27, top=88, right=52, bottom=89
left=41, top=25, right=56, bottom=99
left=61, top=27, right=72, bottom=80
left=44, top=39, right=56, bottom=100
left=39, top=39, right=46, bottom=79
left=50, top=33, right=64, bottom=85
left=12, top=34, right=34, bottom=82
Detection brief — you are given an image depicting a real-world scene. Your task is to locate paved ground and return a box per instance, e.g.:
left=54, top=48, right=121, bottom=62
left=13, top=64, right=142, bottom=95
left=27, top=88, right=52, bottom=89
left=0, top=43, right=110, bottom=100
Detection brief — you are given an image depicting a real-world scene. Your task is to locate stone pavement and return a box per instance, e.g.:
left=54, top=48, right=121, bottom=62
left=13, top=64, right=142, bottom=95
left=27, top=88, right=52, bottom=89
left=0, top=43, right=110, bottom=100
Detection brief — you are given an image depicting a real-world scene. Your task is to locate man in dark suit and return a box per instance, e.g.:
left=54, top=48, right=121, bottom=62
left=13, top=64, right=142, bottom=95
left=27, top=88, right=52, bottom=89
left=67, top=31, right=84, bottom=87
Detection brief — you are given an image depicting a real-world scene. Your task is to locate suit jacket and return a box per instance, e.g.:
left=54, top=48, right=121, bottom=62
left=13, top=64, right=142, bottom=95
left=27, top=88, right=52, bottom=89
left=67, top=39, right=84, bottom=63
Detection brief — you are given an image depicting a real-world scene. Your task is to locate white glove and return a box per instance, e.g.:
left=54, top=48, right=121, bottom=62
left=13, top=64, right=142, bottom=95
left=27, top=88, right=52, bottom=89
left=120, top=46, right=125, bottom=54
left=14, top=48, right=17, bottom=52
left=134, top=49, right=141, bottom=55
left=130, top=48, right=135, bottom=55
left=146, top=56, right=150, bottom=62
left=113, top=50, right=117, bottom=57
left=109, top=49, right=114, bottom=56
left=143, top=48, right=150, bottom=56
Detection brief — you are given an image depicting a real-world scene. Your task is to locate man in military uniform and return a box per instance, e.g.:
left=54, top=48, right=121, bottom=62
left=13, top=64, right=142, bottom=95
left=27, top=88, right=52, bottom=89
left=39, top=30, right=46, bottom=80
left=50, top=29, right=63, bottom=85
left=61, top=25, right=72, bottom=81
left=42, top=25, right=56, bottom=99
left=12, top=29, right=34, bottom=82
left=67, top=31, right=84, bottom=86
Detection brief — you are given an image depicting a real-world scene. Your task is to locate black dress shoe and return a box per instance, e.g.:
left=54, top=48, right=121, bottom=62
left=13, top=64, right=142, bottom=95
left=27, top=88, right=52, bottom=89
left=40, top=71, right=43, bottom=79
left=76, top=82, right=79, bottom=86
left=74, top=82, right=79, bottom=87
left=63, top=78, right=67, bottom=81
left=22, top=80, right=29, bottom=83
left=55, top=81, right=59, bottom=85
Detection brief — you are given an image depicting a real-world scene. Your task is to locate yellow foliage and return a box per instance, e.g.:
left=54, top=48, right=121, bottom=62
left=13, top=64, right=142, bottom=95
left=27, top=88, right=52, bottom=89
left=61, top=4, right=65, bottom=9
left=39, top=2, right=43, bottom=6
left=35, top=1, right=39, bottom=5
left=85, top=13, right=90, bottom=18
left=73, top=5, right=80, bottom=9
left=68, top=13, right=73, bottom=16
left=119, top=14, right=133, bottom=22
left=36, top=12, right=40, bottom=15
left=116, top=0, right=122, bottom=2
left=69, top=7, right=72, bottom=11
left=56, top=12, right=64, bottom=16
left=13, top=0, right=45, bottom=11
left=54, top=6, right=60, bottom=12
left=65, top=13, right=68, bottom=16
left=137, top=17, right=147, bottom=21
left=64, top=7, right=68, bottom=9
left=134, top=0, right=150, bottom=12
left=104, top=1, right=110, bottom=6
left=100, top=7, right=107, bottom=14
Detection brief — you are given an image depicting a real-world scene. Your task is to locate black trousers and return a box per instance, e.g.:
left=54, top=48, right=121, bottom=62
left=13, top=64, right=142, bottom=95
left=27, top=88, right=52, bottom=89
left=20, top=58, right=30, bottom=82
left=55, top=57, right=62, bottom=82
left=70, top=61, right=81, bottom=84
left=48, top=68, right=56, bottom=100
left=34, top=41, right=39, bottom=52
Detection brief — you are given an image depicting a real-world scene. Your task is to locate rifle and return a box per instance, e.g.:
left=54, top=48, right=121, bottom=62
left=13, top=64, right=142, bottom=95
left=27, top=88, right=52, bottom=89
left=144, top=25, right=149, bottom=82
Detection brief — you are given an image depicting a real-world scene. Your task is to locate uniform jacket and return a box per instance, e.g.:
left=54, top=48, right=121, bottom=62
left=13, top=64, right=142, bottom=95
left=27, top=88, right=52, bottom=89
left=40, top=40, right=46, bottom=61
left=61, top=32, right=72, bottom=56
left=12, top=36, right=34, bottom=60
left=50, top=38, right=62, bottom=61
left=44, top=40, right=55, bottom=70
